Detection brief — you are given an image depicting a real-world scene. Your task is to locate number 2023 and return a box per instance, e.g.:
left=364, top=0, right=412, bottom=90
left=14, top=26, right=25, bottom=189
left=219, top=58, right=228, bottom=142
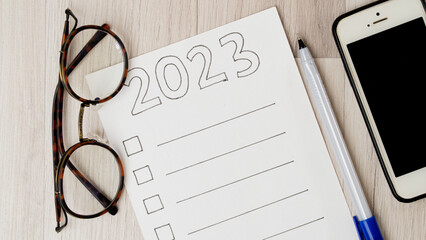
left=124, top=32, right=260, bottom=116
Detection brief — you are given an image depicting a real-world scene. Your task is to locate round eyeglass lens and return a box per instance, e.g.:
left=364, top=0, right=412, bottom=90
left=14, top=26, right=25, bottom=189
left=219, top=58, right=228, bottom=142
left=61, top=144, right=121, bottom=216
left=64, top=28, right=125, bottom=101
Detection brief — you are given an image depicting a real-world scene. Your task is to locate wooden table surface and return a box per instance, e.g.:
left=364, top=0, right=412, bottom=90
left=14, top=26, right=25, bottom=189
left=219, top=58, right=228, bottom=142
left=0, top=0, right=425, bottom=239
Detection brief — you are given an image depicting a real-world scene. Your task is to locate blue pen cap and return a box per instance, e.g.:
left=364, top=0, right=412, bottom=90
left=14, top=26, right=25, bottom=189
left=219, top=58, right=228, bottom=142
left=358, top=216, right=383, bottom=240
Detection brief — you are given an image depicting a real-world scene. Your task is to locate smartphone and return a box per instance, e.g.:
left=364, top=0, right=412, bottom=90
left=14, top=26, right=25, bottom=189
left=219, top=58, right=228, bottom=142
left=332, top=0, right=426, bottom=202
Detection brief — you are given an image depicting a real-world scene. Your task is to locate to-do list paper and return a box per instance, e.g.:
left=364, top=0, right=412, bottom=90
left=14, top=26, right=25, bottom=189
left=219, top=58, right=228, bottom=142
left=87, top=8, right=358, bottom=240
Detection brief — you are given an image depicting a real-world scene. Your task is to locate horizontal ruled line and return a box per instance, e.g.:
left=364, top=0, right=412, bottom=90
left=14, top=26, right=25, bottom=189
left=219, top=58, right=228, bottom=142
left=262, top=217, right=325, bottom=240
left=157, top=103, right=276, bottom=147
left=176, top=160, right=294, bottom=204
left=187, top=189, right=309, bottom=236
left=166, top=132, right=286, bottom=176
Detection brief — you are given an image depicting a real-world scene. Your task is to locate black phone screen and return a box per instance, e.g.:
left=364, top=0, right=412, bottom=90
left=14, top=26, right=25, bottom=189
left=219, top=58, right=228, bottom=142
left=347, top=17, right=426, bottom=177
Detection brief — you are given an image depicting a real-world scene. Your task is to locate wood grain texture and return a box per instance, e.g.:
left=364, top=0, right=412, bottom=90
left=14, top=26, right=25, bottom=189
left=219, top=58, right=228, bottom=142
left=0, top=0, right=46, bottom=239
left=0, top=0, right=424, bottom=239
left=346, top=0, right=377, bottom=11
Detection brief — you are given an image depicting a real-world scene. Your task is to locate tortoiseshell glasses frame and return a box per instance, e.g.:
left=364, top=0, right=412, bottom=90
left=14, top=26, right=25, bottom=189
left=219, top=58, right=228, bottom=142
left=52, top=9, right=128, bottom=232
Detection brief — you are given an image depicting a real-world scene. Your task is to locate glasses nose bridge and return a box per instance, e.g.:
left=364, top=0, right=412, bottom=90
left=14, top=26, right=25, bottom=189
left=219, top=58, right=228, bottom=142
left=78, top=102, right=90, bottom=142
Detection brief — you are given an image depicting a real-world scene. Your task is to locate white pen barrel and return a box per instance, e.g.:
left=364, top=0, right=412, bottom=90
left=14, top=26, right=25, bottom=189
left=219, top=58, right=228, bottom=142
left=300, top=47, right=372, bottom=221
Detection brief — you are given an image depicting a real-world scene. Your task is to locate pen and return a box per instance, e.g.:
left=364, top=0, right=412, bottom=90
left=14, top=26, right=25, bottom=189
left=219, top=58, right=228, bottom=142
left=297, top=38, right=383, bottom=240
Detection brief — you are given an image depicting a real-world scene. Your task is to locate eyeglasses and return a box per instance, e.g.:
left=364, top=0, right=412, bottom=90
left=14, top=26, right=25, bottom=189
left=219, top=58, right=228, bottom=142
left=52, top=9, right=128, bottom=232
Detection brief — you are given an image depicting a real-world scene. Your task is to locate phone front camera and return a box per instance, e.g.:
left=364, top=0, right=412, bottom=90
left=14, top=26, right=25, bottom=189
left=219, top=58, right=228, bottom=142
left=376, top=12, right=380, bottom=16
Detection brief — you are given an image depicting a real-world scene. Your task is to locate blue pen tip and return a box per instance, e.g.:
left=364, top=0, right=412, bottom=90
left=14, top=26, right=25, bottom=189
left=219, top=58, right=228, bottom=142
left=359, top=216, right=384, bottom=240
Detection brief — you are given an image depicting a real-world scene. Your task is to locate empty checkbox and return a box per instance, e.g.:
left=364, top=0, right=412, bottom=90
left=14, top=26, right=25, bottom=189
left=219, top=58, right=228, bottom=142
left=133, top=166, right=153, bottom=185
left=123, top=136, right=143, bottom=156
left=143, top=194, right=164, bottom=214
left=155, top=224, right=175, bottom=240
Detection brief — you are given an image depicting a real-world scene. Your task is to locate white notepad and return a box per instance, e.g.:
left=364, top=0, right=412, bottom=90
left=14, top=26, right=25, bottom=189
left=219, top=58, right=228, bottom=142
left=87, top=7, right=358, bottom=240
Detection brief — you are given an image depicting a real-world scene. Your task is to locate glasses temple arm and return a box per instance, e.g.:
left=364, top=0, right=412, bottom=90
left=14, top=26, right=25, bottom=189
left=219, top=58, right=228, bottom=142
left=66, top=160, right=119, bottom=214
left=65, top=24, right=110, bottom=76
left=52, top=19, right=72, bottom=231
left=65, top=9, right=78, bottom=32
left=55, top=208, right=68, bottom=233
left=52, top=83, right=66, bottom=232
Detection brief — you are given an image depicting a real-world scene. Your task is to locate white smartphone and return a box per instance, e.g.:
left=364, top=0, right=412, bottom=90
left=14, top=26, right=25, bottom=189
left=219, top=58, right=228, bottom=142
left=333, top=0, right=426, bottom=202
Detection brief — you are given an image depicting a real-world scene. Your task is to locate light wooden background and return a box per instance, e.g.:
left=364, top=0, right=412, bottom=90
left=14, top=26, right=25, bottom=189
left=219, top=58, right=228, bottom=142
left=0, top=0, right=425, bottom=239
